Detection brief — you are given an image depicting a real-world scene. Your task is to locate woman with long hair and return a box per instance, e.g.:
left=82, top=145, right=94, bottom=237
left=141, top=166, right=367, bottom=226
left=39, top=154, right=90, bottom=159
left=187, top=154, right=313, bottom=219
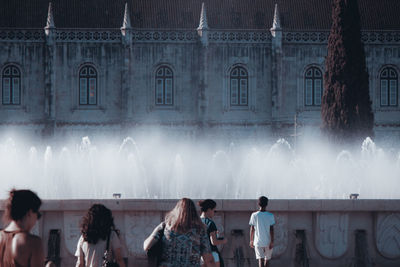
left=198, top=199, right=227, bottom=267
left=144, top=198, right=216, bottom=267
left=75, top=204, right=125, bottom=267
left=0, top=189, right=46, bottom=267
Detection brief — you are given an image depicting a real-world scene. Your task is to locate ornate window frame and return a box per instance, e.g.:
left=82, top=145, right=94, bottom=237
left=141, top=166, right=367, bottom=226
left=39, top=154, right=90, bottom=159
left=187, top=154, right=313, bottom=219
left=1, top=63, right=24, bottom=109
left=149, top=63, right=179, bottom=111
left=379, top=66, right=398, bottom=107
left=73, top=63, right=103, bottom=110
left=79, top=65, right=97, bottom=106
left=230, top=66, right=249, bottom=107
left=304, top=66, right=323, bottom=107
left=223, top=63, right=255, bottom=112
left=155, top=65, right=174, bottom=106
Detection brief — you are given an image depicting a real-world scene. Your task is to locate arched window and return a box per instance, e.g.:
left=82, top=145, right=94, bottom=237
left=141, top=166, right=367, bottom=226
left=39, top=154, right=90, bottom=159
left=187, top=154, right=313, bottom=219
left=79, top=65, right=97, bottom=105
left=2, top=65, right=21, bottom=105
left=305, top=67, right=323, bottom=106
left=155, top=66, right=173, bottom=105
left=230, top=66, right=248, bottom=106
left=380, top=67, right=398, bottom=106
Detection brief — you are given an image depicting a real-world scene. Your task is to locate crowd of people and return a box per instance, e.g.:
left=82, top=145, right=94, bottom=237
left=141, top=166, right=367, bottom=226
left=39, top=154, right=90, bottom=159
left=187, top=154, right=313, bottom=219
left=0, top=189, right=275, bottom=267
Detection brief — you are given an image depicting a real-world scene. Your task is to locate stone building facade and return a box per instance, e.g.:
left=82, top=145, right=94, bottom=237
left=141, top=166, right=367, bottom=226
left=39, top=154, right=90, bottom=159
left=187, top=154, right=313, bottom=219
left=0, top=0, right=399, bottom=142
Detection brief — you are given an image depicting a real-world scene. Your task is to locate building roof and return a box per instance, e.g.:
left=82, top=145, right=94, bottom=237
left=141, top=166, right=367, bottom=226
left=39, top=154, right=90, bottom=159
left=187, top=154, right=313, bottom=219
left=0, top=0, right=399, bottom=30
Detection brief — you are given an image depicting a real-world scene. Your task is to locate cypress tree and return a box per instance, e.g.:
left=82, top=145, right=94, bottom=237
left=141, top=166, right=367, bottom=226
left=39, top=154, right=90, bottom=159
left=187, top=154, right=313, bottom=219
left=321, top=0, right=374, bottom=142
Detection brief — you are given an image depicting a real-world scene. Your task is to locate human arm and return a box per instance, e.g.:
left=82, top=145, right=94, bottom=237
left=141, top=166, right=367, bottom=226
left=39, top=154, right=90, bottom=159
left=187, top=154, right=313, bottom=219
left=143, top=222, right=164, bottom=251
left=75, top=235, right=85, bottom=267
left=249, top=225, right=255, bottom=248
left=114, top=247, right=126, bottom=267
left=209, top=231, right=227, bottom=246
left=269, top=225, right=274, bottom=249
left=75, top=256, right=85, bottom=267
left=200, top=227, right=215, bottom=267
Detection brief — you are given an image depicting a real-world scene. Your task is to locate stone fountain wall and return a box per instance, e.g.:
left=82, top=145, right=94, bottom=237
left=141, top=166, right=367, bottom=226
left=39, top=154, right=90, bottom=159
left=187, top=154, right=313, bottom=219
left=1, top=199, right=400, bottom=267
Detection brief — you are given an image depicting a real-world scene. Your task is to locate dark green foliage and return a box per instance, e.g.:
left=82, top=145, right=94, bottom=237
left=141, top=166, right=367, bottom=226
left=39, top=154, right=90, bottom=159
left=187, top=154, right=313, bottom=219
left=321, top=0, right=374, bottom=142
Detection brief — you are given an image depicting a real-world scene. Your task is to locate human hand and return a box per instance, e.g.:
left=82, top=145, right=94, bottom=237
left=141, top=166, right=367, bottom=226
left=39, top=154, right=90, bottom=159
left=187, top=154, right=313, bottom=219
left=249, top=240, right=254, bottom=248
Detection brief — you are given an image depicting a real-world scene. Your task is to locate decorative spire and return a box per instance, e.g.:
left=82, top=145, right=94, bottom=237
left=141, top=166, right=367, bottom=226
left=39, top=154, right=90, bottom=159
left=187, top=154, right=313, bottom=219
left=121, top=2, right=132, bottom=31
left=44, top=2, right=55, bottom=35
left=271, top=3, right=281, bottom=31
left=197, top=2, right=209, bottom=30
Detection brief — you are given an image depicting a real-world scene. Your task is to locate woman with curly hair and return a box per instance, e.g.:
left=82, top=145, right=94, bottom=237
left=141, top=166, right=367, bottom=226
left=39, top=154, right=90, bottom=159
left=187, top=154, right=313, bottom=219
left=75, top=204, right=125, bottom=267
left=0, top=189, right=47, bottom=267
left=144, top=198, right=216, bottom=267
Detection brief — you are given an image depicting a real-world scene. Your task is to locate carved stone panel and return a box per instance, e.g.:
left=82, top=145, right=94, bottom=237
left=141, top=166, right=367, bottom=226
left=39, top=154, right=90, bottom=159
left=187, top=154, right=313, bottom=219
left=272, top=213, right=288, bottom=257
left=376, top=213, right=400, bottom=259
left=124, top=212, right=162, bottom=256
left=315, top=212, right=348, bottom=259
left=63, top=212, right=84, bottom=255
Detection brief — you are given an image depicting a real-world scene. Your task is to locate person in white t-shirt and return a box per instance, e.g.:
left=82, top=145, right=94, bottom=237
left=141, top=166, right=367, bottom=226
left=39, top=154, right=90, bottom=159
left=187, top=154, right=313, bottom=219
left=249, top=196, right=275, bottom=267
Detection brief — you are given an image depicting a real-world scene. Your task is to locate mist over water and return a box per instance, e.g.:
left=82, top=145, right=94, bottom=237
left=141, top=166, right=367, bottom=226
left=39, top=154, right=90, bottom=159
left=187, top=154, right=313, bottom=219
left=0, top=135, right=399, bottom=199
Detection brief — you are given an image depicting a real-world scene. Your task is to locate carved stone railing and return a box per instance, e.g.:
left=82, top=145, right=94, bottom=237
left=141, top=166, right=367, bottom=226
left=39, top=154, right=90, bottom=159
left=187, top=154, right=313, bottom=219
left=55, top=29, right=121, bottom=42
left=209, top=30, right=271, bottom=43
left=0, top=29, right=45, bottom=42
left=361, top=31, right=400, bottom=44
left=284, top=30, right=400, bottom=44
left=283, top=31, right=329, bottom=44
left=1, top=28, right=399, bottom=45
left=131, top=29, right=197, bottom=43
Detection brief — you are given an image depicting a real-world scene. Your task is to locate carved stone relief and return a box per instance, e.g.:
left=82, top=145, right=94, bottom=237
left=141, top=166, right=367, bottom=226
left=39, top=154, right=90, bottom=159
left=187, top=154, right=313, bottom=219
left=376, top=213, right=400, bottom=259
left=272, top=213, right=288, bottom=257
left=124, top=212, right=162, bottom=256
left=315, top=212, right=348, bottom=259
left=63, top=212, right=84, bottom=255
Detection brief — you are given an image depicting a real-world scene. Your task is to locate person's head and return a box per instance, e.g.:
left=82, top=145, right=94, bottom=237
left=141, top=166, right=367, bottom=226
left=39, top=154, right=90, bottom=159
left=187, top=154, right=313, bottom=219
left=80, top=204, right=115, bottom=244
left=4, top=189, right=42, bottom=229
left=165, top=198, right=204, bottom=233
left=198, top=199, right=217, bottom=218
left=258, top=196, right=269, bottom=208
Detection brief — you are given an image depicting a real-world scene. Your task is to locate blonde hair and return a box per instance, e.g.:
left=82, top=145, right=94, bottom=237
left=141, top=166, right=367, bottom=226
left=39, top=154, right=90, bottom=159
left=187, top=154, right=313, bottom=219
left=165, top=198, right=204, bottom=233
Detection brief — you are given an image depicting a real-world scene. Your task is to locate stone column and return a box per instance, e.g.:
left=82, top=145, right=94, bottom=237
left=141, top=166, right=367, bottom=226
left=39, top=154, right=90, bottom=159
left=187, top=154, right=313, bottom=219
left=120, top=3, right=133, bottom=128
left=43, top=2, right=57, bottom=136
left=270, top=4, right=283, bottom=129
left=197, top=2, right=210, bottom=133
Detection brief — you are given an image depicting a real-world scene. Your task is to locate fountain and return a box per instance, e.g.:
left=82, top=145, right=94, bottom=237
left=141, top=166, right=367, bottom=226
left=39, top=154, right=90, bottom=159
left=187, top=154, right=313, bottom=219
left=0, top=135, right=399, bottom=199
left=0, top=135, right=399, bottom=266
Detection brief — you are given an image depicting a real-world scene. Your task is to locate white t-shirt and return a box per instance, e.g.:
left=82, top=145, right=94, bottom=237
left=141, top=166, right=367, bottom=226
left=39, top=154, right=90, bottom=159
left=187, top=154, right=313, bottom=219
left=249, top=211, right=275, bottom=247
left=75, top=231, right=122, bottom=267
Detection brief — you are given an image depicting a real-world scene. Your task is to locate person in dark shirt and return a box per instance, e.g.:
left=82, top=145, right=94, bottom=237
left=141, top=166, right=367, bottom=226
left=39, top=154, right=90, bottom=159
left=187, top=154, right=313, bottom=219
left=198, top=199, right=228, bottom=267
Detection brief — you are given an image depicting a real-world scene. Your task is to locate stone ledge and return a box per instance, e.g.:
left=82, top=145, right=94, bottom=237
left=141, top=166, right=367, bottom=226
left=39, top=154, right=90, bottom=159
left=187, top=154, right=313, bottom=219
left=2, top=199, right=397, bottom=212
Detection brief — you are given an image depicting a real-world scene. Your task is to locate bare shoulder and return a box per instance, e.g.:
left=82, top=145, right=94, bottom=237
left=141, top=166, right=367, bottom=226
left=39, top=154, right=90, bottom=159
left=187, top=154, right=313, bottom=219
left=14, top=232, right=43, bottom=251
left=11, top=232, right=44, bottom=265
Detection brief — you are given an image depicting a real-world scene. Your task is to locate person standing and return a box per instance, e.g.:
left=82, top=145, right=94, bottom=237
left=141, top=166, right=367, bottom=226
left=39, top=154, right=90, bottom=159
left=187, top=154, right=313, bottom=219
left=144, top=198, right=216, bottom=267
left=198, top=199, right=227, bottom=267
left=249, top=196, right=275, bottom=267
left=75, top=204, right=125, bottom=267
left=0, top=189, right=47, bottom=267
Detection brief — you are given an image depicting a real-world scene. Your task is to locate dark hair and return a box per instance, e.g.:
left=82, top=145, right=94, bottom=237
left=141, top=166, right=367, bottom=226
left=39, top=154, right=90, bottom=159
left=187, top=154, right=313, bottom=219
left=4, top=189, right=42, bottom=221
left=165, top=198, right=204, bottom=233
left=258, top=196, right=269, bottom=208
left=80, top=204, right=115, bottom=244
left=198, top=199, right=216, bottom=212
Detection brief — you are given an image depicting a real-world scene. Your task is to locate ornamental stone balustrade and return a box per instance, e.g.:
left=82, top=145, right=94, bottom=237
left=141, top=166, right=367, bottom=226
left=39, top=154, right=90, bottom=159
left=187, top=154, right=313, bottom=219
left=1, top=199, right=399, bottom=266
